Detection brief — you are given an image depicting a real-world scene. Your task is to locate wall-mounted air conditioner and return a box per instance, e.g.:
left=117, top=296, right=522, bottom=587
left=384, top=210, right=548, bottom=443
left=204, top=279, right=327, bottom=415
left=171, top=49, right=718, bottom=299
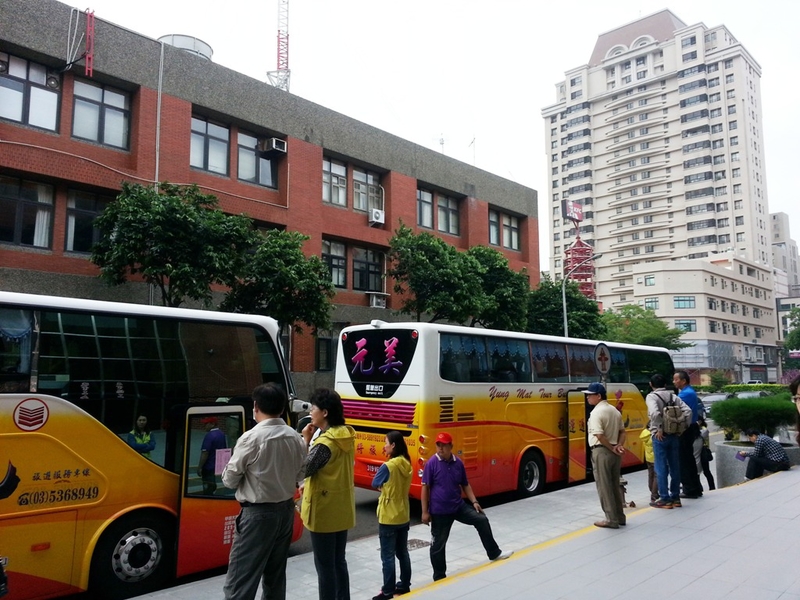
left=369, top=208, right=385, bottom=226
left=368, top=292, right=388, bottom=309
left=258, top=137, right=287, bottom=153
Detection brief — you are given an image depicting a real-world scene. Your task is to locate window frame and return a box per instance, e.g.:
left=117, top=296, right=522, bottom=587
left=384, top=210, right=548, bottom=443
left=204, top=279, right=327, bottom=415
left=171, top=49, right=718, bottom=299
left=72, top=78, right=130, bottom=149
left=190, top=116, right=229, bottom=175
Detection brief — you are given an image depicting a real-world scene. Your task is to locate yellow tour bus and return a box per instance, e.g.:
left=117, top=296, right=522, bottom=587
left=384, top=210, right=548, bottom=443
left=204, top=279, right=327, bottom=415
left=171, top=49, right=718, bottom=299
left=0, top=292, right=304, bottom=600
left=335, top=320, right=675, bottom=499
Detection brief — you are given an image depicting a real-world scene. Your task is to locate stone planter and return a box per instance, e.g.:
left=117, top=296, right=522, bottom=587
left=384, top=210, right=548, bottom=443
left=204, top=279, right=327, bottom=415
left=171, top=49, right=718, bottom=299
left=715, top=440, right=800, bottom=488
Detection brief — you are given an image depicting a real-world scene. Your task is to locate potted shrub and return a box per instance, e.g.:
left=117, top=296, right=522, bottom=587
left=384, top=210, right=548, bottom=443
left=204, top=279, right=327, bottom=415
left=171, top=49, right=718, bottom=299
left=709, top=395, right=798, bottom=488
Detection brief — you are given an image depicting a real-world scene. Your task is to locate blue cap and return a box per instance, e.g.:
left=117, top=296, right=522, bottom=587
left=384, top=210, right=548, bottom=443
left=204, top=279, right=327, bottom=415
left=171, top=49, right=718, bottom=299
left=583, top=382, right=607, bottom=396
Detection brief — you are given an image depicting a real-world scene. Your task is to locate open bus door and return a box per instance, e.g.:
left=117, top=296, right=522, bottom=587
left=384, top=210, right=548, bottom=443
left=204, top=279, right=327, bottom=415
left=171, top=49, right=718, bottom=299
left=567, top=390, right=589, bottom=483
left=174, top=405, right=245, bottom=578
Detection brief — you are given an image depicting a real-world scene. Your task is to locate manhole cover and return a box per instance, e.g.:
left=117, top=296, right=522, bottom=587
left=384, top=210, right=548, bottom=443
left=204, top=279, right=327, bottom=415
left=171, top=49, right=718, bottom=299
left=407, top=538, right=430, bottom=550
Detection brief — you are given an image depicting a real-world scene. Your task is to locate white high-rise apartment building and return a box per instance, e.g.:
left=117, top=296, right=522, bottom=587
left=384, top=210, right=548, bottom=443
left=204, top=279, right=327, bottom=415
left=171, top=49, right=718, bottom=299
left=542, top=10, right=777, bottom=382
left=771, top=212, right=800, bottom=296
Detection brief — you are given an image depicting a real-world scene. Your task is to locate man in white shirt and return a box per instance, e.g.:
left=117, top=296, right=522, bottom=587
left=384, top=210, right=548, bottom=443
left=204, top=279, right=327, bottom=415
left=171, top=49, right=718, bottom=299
left=222, top=383, right=306, bottom=600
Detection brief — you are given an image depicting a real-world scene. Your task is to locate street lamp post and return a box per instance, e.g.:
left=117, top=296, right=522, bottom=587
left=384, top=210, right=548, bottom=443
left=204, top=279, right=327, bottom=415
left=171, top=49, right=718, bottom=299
left=561, top=254, right=602, bottom=338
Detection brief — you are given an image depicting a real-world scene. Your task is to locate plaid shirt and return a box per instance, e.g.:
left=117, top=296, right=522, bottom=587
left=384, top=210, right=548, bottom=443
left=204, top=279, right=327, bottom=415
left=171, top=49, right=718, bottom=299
left=745, top=434, right=790, bottom=464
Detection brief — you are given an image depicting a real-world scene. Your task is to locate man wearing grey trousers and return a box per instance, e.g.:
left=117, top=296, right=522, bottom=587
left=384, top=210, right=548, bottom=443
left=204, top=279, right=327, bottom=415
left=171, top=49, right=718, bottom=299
left=221, top=383, right=307, bottom=600
left=585, top=382, right=627, bottom=529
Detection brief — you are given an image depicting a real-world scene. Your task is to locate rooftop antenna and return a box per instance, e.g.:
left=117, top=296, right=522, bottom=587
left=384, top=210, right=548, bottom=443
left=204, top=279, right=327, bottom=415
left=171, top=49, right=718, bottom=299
left=267, top=0, right=290, bottom=92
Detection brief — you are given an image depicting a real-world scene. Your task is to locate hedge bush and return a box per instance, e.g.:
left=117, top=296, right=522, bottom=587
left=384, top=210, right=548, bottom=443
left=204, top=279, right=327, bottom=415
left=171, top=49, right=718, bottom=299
left=709, top=397, right=796, bottom=437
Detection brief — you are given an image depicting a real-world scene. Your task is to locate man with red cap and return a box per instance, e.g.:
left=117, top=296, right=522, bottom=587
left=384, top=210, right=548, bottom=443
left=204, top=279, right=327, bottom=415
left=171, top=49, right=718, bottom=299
left=420, top=431, right=512, bottom=581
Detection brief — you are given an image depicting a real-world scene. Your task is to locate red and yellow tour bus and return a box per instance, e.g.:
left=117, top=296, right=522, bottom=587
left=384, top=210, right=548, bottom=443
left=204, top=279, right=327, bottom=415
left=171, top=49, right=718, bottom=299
left=335, top=320, right=675, bottom=499
left=0, top=292, right=304, bottom=600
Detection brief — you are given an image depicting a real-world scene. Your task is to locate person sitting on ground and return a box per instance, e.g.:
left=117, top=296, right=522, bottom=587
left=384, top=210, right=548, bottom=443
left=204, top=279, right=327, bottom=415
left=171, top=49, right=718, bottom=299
left=791, top=375, right=800, bottom=445
left=738, top=428, right=790, bottom=480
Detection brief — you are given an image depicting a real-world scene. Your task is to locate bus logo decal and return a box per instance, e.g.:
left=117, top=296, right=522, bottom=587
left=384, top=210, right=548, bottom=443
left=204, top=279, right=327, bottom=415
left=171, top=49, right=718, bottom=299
left=378, top=337, right=402, bottom=375
left=351, top=338, right=374, bottom=375
left=13, top=398, right=49, bottom=431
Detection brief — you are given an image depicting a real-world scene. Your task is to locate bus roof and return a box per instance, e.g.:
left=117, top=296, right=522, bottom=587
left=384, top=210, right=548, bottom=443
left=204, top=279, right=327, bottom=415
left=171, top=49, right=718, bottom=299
left=343, top=319, right=671, bottom=354
left=0, top=291, right=280, bottom=331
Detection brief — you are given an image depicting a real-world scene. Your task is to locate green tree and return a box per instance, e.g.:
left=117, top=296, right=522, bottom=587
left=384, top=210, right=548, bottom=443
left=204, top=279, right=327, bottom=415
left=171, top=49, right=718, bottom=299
left=219, top=230, right=335, bottom=332
left=708, top=370, right=730, bottom=391
left=91, top=182, right=255, bottom=307
left=526, top=275, right=606, bottom=339
left=387, top=224, right=487, bottom=323
left=465, top=245, right=529, bottom=331
left=601, top=304, right=692, bottom=349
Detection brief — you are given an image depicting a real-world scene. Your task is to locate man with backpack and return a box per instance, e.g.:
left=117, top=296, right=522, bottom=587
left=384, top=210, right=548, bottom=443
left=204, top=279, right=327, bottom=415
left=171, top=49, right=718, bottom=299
left=646, top=373, right=692, bottom=509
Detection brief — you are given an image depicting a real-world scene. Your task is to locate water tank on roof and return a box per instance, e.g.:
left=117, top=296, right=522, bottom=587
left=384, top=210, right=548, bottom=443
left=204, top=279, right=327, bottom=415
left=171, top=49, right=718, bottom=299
left=158, top=34, right=213, bottom=60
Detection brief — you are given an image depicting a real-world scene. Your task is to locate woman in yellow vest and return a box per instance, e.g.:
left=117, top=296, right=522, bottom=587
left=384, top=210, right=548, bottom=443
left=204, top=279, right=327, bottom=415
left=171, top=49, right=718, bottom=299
left=126, top=414, right=155, bottom=459
left=301, top=389, right=356, bottom=600
left=371, top=431, right=412, bottom=600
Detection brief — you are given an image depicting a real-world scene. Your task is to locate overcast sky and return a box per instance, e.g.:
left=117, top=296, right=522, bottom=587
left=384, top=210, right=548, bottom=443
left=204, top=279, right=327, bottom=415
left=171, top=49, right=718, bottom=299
left=80, top=0, right=799, bottom=270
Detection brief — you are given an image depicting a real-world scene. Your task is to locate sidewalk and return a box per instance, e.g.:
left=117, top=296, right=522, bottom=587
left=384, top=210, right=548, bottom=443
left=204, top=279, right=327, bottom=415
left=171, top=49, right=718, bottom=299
left=136, top=467, right=800, bottom=600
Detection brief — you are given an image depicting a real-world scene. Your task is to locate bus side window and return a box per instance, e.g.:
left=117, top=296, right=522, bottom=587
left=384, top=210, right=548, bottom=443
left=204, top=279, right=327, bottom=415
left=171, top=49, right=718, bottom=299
left=0, top=308, right=33, bottom=393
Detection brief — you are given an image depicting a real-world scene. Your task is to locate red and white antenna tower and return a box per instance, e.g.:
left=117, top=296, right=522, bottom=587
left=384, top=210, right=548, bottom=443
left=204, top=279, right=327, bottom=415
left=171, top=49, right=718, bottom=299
left=562, top=200, right=597, bottom=299
left=266, top=0, right=290, bottom=92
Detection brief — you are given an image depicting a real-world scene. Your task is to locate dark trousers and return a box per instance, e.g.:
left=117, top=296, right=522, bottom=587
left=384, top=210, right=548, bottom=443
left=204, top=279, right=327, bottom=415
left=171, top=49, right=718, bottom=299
left=701, top=449, right=716, bottom=490
left=223, top=499, right=295, bottom=600
left=429, top=501, right=501, bottom=581
left=646, top=461, right=659, bottom=501
left=746, top=456, right=790, bottom=480
left=310, top=530, right=350, bottom=600
left=680, top=425, right=703, bottom=496
left=378, top=522, right=411, bottom=595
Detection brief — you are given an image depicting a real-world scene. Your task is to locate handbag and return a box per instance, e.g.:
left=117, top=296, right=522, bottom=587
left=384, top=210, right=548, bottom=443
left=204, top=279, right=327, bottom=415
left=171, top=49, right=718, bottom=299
left=702, top=446, right=713, bottom=462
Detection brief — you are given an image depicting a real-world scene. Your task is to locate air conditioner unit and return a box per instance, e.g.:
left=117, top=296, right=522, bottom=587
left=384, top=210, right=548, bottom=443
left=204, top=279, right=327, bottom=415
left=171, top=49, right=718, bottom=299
left=258, top=137, right=287, bottom=153
left=369, top=293, right=387, bottom=309
left=369, top=208, right=385, bottom=226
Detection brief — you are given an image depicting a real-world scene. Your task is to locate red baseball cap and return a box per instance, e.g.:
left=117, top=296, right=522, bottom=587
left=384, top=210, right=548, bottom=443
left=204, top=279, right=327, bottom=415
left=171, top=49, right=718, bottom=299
left=435, top=432, right=453, bottom=445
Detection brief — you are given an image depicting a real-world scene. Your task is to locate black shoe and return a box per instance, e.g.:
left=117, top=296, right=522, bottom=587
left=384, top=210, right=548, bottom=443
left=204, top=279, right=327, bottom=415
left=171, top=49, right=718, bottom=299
left=373, top=593, right=394, bottom=600
left=395, top=586, right=411, bottom=595
left=679, top=493, right=699, bottom=499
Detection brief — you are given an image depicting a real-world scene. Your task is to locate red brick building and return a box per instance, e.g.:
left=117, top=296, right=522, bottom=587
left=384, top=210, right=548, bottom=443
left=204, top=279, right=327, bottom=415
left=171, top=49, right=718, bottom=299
left=0, top=0, right=539, bottom=397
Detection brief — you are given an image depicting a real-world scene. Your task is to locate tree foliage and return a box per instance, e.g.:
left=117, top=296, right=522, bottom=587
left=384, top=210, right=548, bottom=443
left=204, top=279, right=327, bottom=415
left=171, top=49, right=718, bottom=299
left=219, top=230, right=335, bottom=333
left=465, top=245, right=529, bottom=331
left=708, top=370, right=730, bottom=391
left=526, top=275, right=606, bottom=339
left=91, top=182, right=254, bottom=307
left=92, top=183, right=335, bottom=333
left=600, top=304, right=692, bottom=350
left=784, top=307, right=800, bottom=353
left=386, top=224, right=487, bottom=323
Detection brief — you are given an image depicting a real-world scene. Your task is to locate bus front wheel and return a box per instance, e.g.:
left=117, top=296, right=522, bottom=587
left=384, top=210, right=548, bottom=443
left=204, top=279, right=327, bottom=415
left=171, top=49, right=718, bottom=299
left=518, top=450, right=546, bottom=496
left=89, top=511, right=175, bottom=599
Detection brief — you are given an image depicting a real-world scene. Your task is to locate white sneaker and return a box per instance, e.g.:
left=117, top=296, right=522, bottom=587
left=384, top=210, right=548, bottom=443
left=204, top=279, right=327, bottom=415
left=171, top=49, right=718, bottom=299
left=491, top=550, right=513, bottom=561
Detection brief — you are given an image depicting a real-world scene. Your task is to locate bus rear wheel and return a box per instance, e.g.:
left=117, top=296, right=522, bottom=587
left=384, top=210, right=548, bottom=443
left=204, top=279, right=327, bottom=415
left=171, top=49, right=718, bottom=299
left=518, top=450, right=546, bottom=496
left=89, top=511, right=174, bottom=599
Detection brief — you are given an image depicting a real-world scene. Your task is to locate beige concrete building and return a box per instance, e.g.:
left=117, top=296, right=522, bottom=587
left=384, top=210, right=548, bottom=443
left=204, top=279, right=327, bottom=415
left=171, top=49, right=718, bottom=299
left=542, top=9, right=776, bottom=381
left=771, top=212, right=800, bottom=296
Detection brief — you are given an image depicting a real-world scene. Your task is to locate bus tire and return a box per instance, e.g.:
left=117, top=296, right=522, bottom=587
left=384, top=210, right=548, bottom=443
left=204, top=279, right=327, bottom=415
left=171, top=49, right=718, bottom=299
left=89, top=511, right=175, bottom=599
left=518, top=450, right=546, bottom=496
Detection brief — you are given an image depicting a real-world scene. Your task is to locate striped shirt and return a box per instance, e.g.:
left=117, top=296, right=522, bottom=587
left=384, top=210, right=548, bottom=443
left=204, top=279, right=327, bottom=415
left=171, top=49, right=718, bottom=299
left=745, top=434, right=790, bottom=464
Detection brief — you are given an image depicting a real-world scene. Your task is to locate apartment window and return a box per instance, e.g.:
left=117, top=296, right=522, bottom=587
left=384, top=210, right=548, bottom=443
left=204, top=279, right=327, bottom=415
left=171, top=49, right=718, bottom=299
left=323, top=158, right=347, bottom=206
left=725, top=59, right=733, bottom=69
left=730, top=136, right=738, bottom=146
left=733, top=184, right=742, bottom=194
left=352, top=247, right=383, bottom=292
left=321, top=239, right=347, bottom=288
left=729, top=120, right=738, bottom=130
left=66, top=189, right=111, bottom=252
left=709, top=92, right=721, bottom=103
left=681, top=35, right=696, bottom=48
left=674, top=296, right=696, bottom=309
left=0, top=52, right=60, bottom=131
left=728, top=105, right=736, bottom=115
left=570, top=90, right=583, bottom=100
left=72, top=79, right=130, bottom=149
left=644, top=297, right=659, bottom=310
left=732, top=168, right=741, bottom=178
left=731, top=152, right=740, bottom=162
left=710, top=108, right=722, bottom=118
left=190, top=116, right=229, bottom=174
left=643, top=275, right=655, bottom=286
left=353, top=168, right=381, bottom=212
left=726, top=74, right=734, bottom=83
left=238, top=132, right=278, bottom=188
left=735, top=215, right=744, bottom=226
left=682, top=51, right=697, bottom=62
left=438, top=196, right=460, bottom=235
left=675, top=319, right=697, bottom=332
left=637, top=70, right=647, bottom=79
left=727, top=90, right=736, bottom=99
left=0, top=175, right=54, bottom=248
left=417, top=189, right=434, bottom=228
left=570, top=75, right=582, bottom=86
left=711, top=124, right=723, bottom=134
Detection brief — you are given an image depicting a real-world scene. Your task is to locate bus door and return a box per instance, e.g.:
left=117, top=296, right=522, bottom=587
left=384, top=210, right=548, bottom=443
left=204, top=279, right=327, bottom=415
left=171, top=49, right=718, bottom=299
left=567, top=390, right=589, bottom=483
left=175, top=405, right=245, bottom=578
